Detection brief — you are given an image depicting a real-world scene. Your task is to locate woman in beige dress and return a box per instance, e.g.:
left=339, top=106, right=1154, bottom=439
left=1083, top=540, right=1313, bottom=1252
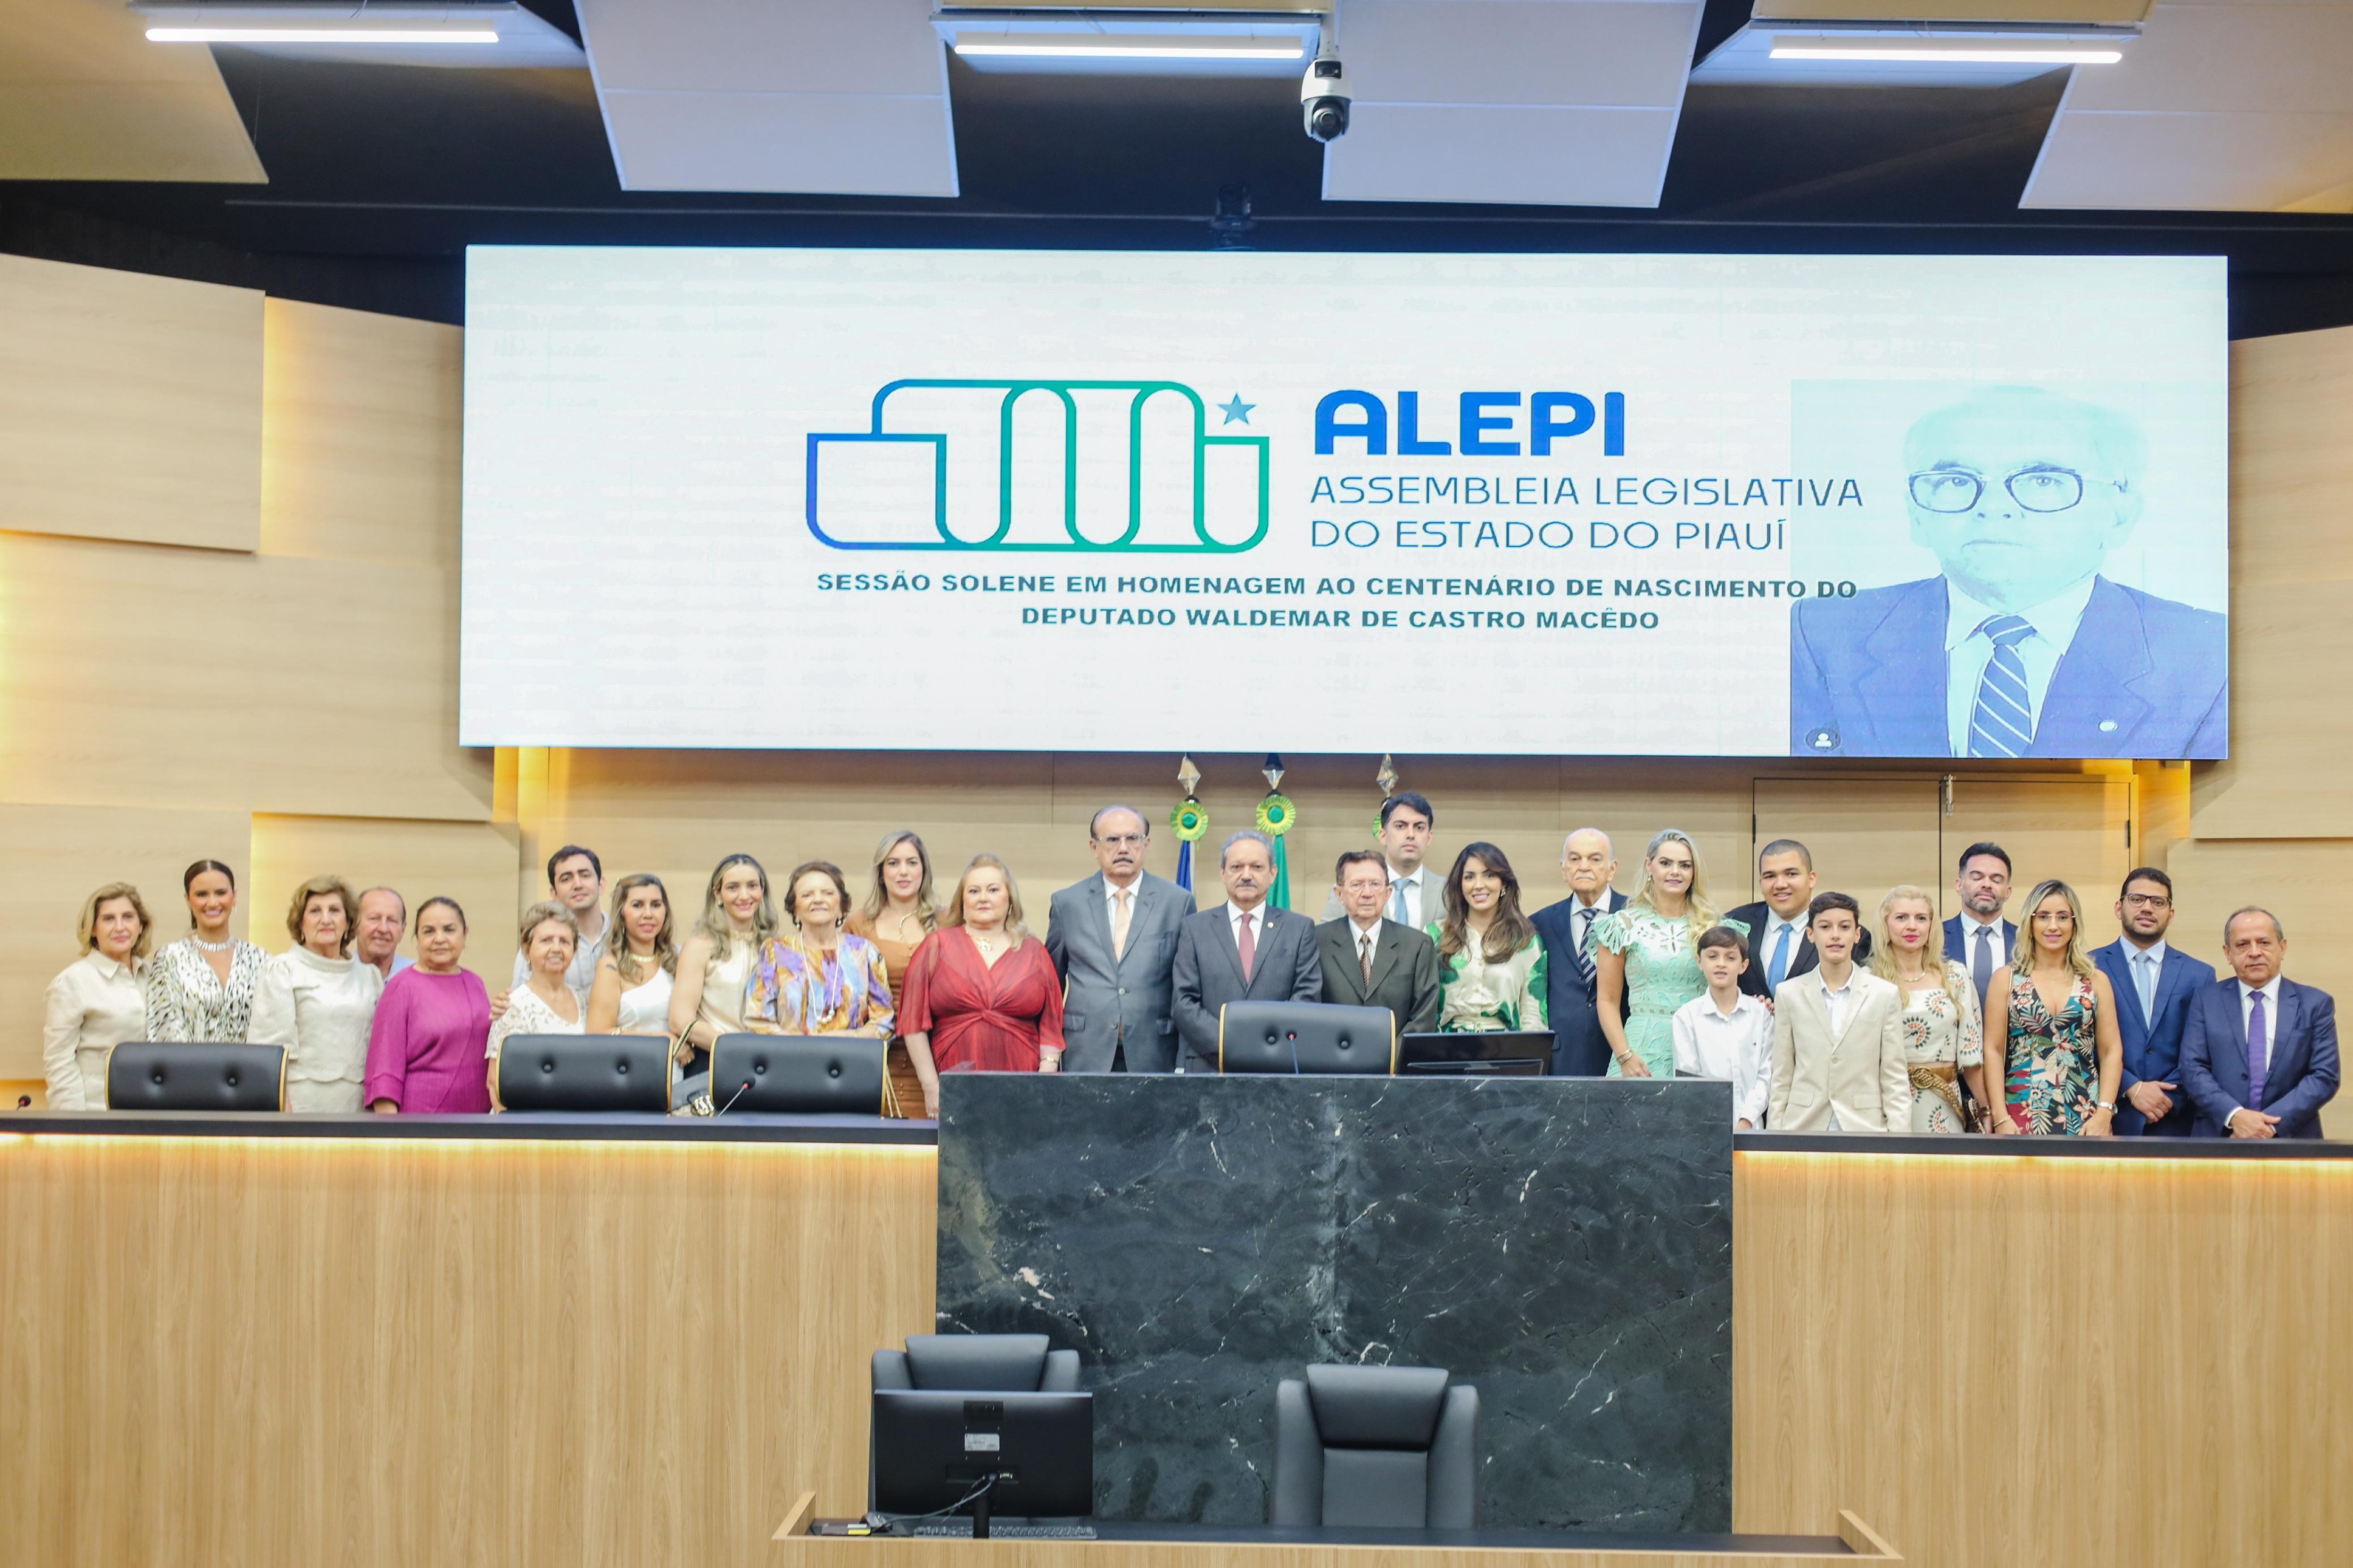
left=42, top=883, right=155, bottom=1109
left=668, top=854, right=777, bottom=1090
left=1868, top=885, right=1986, bottom=1134
left=251, top=875, right=384, bottom=1112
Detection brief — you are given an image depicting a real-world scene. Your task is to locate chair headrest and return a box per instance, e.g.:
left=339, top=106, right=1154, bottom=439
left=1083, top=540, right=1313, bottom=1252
left=495, top=1034, right=672, bottom=1114
left=904, top=1333, right=1053, bottom=1391
left=1304, top=1364, right=1451, bottom=1447
left=106, top=1042, right=284, bottom=1112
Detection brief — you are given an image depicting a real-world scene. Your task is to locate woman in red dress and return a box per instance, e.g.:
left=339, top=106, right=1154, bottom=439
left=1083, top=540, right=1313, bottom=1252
left=901, top=854, right=1066, bottom=1118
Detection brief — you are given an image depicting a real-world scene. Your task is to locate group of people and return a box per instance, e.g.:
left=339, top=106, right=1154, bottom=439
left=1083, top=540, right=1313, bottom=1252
left=39, top=799, right=2339, bottom=1138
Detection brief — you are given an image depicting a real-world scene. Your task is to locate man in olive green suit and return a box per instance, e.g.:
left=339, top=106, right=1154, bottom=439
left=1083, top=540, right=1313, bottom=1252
left=1315, top=851, right=1441, bottom=1038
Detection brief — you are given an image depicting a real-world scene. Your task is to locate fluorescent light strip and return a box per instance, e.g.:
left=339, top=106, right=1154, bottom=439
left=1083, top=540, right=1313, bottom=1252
left=953, top=41, right=1303, bottom=60
left=146, top=27, right=501, bottom=44
left=1770, top=45, right=2120, bottom=64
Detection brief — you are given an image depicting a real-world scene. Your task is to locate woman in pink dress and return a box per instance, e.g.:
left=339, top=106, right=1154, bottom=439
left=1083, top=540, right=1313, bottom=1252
left=365, top=897, right=493, bottom=1115
left=899, top=855, right=1065, bottom=1119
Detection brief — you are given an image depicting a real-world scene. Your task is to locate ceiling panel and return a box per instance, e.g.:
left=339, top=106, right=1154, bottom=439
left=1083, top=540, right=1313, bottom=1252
left=1321, top=0, right=1708, bottom=208
left=0, top=0, right=264, bottom=182
left=575, top=0, right=956, bottom=195
left=2024, top=1, right=2353, bottom=211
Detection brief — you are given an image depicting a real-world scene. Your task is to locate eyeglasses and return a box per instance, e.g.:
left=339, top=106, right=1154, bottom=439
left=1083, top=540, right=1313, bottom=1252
left=2121, top=893, right=2172, bottom=909
left=1094, top=834, right=1147, bottom=848
left=1908, top=467, right=2089, bottom=514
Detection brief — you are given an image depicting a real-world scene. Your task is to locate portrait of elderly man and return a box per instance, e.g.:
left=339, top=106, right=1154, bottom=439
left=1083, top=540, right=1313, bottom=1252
left=1790, top=385, right=2227, bottom=759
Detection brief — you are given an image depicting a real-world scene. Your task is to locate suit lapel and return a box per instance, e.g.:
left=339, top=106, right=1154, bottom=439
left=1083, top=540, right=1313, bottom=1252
left=1090, top=874, right=1119, bottom=971
left=2265, top=982, right=2298, bottom=1100
left=2035, top=578, right=2157, bottom=755
left=1366, top=921, right=1403, bottom=995
left=1853, top=578, right=1951, bottom=751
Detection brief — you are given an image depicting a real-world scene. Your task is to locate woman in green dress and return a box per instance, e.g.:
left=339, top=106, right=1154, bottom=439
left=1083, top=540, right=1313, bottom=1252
left=1427, top=841, right=1547, bottom=1033
left=1590, top=829, right=1745, bottom=1078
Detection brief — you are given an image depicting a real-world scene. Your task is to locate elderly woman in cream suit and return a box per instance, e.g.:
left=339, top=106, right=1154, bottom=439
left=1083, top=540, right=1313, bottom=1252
left=250, top=875, right=385, bottom=1112
left=43, top=883, right=156, bottom=1110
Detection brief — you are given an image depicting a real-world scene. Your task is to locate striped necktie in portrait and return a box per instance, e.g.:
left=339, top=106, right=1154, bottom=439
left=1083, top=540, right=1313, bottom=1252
left=1968, top=614, right=2039, bottom=758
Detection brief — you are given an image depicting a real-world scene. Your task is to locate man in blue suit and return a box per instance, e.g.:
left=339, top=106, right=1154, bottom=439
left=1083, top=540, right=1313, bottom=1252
left=1791, top=386, right=2227, bottom=760
left=1531, top=827, right=1627, bottom=1077
left=2179, top=908, right=2340, bottom=1140
left=2089, top=868, right=2213, bottom=1136
left=1944, top=842, right=2017, bottom=1026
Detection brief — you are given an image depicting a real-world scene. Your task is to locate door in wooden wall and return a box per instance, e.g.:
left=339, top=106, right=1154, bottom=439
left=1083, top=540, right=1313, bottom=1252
left=1941, top=775, right=2137, bottom=927
left=1750, top=779, right=1943, bottom=920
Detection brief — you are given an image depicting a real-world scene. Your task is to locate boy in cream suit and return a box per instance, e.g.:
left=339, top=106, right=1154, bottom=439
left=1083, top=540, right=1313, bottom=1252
left=1767, top=892, right=1912, bottom=1133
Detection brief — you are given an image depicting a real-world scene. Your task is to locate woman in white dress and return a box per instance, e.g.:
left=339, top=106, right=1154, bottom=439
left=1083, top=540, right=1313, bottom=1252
left=42, top=883, right=155, bottom=1109
left=668, top=854, right=775, bottom=1081
left=144, top=859, right=268, bottom=1043
left=250, top=875, right=384, bottom=1112
left=1868, top=885, right=1987, bottom=1134
left=486, top=902, right=585, bottom=1107
left=586, top=873, right=676, bottom=1036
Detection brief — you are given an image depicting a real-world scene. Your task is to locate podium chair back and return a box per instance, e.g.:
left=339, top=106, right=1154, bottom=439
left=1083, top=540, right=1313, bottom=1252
left=708, top=1033, right=888, bottom=1115
left=105, top=1042, right=286, bottom=1111
left=1218, top=1002, right=1396, bottom=1074
left=495, top=1034, right=673, bottom=1113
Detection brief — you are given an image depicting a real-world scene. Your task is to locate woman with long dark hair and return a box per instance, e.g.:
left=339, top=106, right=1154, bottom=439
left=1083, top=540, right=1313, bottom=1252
left=1428, top=842, right=1548, bottom=1034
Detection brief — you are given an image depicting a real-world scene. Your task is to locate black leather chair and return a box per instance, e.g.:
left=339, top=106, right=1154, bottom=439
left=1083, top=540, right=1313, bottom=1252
left=494, top=1034, right=672, bottom=1113
left=1219, top=1001, right=1395, bottom=1074
left=1269, top=1364, right=1479, bottom=1529
left=709, top=1032, right=888, bottom=1115
left=870, top=1334, right=1082, bottom=1507
left=105, top=1042, right=285, bottom=1111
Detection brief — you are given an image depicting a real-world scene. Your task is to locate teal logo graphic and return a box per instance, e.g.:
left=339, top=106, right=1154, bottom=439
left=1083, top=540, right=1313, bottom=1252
left=807, top=379, right=1269, bottom=553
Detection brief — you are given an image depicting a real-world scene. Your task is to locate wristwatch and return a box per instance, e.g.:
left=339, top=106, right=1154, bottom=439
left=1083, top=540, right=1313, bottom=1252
left=2094, top=1100, right=2115, bottom=1112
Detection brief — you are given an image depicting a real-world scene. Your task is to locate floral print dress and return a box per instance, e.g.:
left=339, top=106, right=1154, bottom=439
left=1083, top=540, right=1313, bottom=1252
left=1896, top=964, right=1983, bottom=1134
left=2004, top=972, right=2099, bottom=1135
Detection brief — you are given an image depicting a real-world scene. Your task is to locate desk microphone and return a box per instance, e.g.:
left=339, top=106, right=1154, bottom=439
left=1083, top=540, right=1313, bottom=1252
left=712, top=1078, right=754, bottom=1118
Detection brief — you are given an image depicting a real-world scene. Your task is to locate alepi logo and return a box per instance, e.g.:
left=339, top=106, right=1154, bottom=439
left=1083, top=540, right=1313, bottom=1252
left=808, top=379, right=1269, bottom=553
left=1314, top=390, right=1628, bottom=456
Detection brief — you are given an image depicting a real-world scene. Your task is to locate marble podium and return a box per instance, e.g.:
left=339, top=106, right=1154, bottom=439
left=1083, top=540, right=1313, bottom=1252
left=933, top=1075, right=1732, bottom=1532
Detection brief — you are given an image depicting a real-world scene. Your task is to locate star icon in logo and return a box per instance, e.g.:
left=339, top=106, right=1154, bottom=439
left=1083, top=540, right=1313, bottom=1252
left=1217, top=393, right=1256, bottom=426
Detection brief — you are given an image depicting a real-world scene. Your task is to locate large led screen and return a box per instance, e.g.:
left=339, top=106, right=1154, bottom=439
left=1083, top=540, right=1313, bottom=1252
left=461, top=247, right=2228, bottom=758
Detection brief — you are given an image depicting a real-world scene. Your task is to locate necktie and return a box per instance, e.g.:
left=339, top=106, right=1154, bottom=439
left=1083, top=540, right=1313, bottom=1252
left=1573, top=907, right=1596, bottom=983
left=1111, top=888, right=1132, bottom=961
left=2247, top=991, right=2269, bottom=1112
left=2134, top=951, right=2157, bottom=1019
left=1768, top=924, right=1793, bottom=990
left=1388, top=878, right=1409, bottom=926
left=1967, top=614, right=2038, bottom=758
left=1359, top=932, right=1375, bottom=988
left=1237, top=910, right=1256, bottom=982
left=1971, top=924, right=1994, bottom=1014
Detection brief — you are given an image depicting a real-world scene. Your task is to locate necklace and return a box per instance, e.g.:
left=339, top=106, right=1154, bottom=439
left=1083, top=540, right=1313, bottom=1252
left=972, top=929, right=998, bottom=955
left=190, top=934, right=236, bottom=953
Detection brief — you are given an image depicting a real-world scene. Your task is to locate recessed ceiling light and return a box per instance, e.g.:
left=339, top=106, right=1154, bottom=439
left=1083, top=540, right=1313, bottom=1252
left=952, top=38, right=1304, bottom=62
left=146, top=26, right=501, bottom=44
left=1769, top=44, right=2121, bottom=66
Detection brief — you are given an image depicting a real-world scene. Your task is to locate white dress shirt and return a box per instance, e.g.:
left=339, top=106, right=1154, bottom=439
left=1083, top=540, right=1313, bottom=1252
left=2224, top=974, right=2286, bottom=1126
left=1759, top=912, right=1805, bottom=987
left=42, top=951, right=146, bottom=1110
left=1817, top=968, right=1858, bottom=1131
left=1943, top=574, right=2099, bottom=756
left=1227, top=902, right=1270, bottom=953
left=1348, top=914, right=1383, bottom=973
left=1386, top=865, right=1431, bottom=931
left=1671, top=990, right=1773, bottom=1126
left=2123, top=939, right=2169, bottom=1018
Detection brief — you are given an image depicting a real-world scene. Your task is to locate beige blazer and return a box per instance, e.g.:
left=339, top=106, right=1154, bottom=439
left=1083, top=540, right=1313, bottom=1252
left=1767, top=968, right=1912, bottom=1132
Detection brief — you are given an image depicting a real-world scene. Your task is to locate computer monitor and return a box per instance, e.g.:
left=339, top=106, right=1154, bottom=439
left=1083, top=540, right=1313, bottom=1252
left=871, top=1389, right=1094, bottom=1527
left=1398, top=1031, right=1554, bottom=1076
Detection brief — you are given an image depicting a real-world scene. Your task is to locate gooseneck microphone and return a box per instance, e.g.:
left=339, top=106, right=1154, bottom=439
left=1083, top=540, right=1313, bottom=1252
left=712, top=1078, right=754, bottom=1117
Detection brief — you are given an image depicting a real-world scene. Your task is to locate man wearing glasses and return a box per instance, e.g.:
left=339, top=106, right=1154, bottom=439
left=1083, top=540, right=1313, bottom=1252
left=2090, top=867, right=2214, bottom=1135
left=1790, top=385, right=2226, bottom=758
left=1045, top=805, right=1197, bottom=1073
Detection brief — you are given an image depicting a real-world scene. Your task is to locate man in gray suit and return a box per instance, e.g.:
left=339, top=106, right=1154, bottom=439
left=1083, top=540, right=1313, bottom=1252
left=1044, top=805, right=1197, bottom=1073
left=1316, top=849, right=1440, bottom=1037
left=1172, top=830, right=1325, bottom=1073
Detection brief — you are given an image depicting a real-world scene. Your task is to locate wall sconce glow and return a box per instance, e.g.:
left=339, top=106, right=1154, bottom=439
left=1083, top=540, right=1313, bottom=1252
left=952, top=39, right=1304, bottom=62
left=1769, top=44, right=2121, bottom=65
left=146, top=26, right=501, bottom=43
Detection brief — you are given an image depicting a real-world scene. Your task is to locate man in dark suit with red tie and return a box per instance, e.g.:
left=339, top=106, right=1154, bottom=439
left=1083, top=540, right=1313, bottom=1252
left=1171, top=830, right=1325, bottom=1074
left=2179, top=907, right=2340, bottom=1140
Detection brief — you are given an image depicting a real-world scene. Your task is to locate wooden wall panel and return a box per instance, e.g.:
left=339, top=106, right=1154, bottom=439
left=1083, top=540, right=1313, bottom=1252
left=0, top=802, right=249, bottom=1082
left=247, top=813, right=520, bottom=979
left=0, top=533, right=492, bottom=822
left=1734, top=1149, right=2353, bottom=1568
left=0, top=253, right=262, bottom=550
left=0, top=0, right=266, bottom=183
left=259, top=298, right=462, bottom=569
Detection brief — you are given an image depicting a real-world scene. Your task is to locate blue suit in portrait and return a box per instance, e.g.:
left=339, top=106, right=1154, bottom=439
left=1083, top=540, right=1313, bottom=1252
left=1531, top=891, right=1627, bottom=1077
left=1790, top=575, right=2227, bottom=759
left=2090, top=939, right=2216, bottom=1136
left=2177, top=977, right=2341, bottom=1140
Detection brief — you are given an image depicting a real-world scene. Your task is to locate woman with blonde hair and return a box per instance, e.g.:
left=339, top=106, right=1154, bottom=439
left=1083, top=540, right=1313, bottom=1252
left=899, top=854, right=1065, bottom=1118
left=1869, top=885, right=1986, bottom=1134
left=145, top=859, right=269, bottom=1043
left=1987, top=879, right=2123, bottom=1137
left=845, top=830, right=938, bottom=1117
left=668, top=854, right=777, bottom=1084
left=42, top=883, right=154, bottom=1109
left=1592, top=830, right=1743, bottom=1078
left=250, top=875, right=383, bottom=1112
left=586, top=873, right=677, bottom=1036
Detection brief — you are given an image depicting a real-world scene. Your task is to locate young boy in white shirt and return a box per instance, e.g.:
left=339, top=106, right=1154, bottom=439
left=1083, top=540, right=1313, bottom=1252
left=1671, top=925, right=1774, bottom=1128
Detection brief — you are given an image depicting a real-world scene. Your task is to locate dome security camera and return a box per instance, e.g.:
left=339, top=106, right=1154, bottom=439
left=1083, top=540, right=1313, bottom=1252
left=1301, top=54, right=1350, bottom=143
